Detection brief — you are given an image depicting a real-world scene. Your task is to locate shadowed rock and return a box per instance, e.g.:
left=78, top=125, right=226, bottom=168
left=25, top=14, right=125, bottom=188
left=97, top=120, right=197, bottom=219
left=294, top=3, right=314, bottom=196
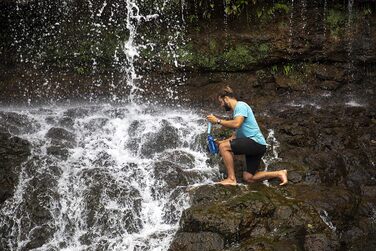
left=0, top=111, right=40, bottom=135
left=45, top=127, right=76, bottom=159
left=0, top=131, right=31, bottom=204
left=169, top=232, right=224, bottom=251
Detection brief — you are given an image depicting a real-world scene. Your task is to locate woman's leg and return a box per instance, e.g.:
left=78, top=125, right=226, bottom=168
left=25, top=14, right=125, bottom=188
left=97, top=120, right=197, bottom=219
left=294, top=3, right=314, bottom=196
left=243, top=170, right=288, bottom=185
left=218, top=141, right=237, bottom=185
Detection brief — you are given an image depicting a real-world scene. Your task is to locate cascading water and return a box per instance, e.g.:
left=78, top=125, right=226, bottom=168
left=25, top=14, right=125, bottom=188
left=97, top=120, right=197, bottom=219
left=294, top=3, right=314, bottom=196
left=0, top=105, right=220, bottom=250
left=0, top=1, right=217, bottom=249
left=263, top=129, right=281, bottom=171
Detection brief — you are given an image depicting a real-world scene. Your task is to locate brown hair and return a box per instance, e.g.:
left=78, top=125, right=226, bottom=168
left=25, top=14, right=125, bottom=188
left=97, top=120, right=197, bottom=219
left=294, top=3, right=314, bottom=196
left=218, top=86, right=237, bottom=100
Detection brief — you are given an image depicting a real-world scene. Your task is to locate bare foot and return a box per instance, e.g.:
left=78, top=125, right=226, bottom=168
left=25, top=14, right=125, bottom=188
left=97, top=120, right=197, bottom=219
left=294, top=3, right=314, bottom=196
left=217, top=178, right=237, bottom=186
left=279, top=170, right=288, bottom=186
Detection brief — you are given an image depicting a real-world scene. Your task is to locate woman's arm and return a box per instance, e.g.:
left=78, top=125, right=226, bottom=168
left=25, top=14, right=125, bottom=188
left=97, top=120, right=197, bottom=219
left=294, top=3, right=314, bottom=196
left=207, top=114, right=244, bottom=129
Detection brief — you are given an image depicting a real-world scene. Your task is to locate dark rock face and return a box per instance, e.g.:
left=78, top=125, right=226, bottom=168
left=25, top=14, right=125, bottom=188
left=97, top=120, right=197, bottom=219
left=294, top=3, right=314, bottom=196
left=0, top=131, right=31, bottom=204
left=78, top=168, right=143, bottom=241
left=0, top=157, right=60, bottom=250
left=0, top=0, right=374, bottom=105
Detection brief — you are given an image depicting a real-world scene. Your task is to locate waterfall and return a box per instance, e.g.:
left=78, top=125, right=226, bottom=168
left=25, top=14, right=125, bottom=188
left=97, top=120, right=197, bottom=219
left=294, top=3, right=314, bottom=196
left=0, top=105, right=220, bottom=250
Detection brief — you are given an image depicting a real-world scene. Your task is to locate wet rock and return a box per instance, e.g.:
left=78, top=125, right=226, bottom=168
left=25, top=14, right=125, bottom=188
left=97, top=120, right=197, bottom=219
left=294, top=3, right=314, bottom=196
left=58, top=116, right=75, bottom=129
left=319, top=80, right=342, bottom=91
left=1, top=158, right=62, bottom=250
left=23, top=225, right=55, bottom=251
left=304, top=234, right=333, bottom=251
left=63, top=107, right=89, bottom=118
left=45, top=116, right=57, bottom=125
left=46, top=145, right=69, bottom=160
left=169, top=232, right=224, bottom=251
left=159, top=150, right=195, bottom=169
left=127, top=120, right=145, bottom=154
left=153, top=161, right=200, bottom=195
left=274, top=205, right=293, bottom=220
left=188, top=184, right=246, bottom=206
left=286, top=185, right=359, bottom=233
left=275, top=75, right=303, bottom=91
left=226, top=238, right=298, bottom=251
left=172, top=184, right=339, bottom=250
left=162, top=187, right=189, bottom=224
left=92, top=151, right=116, bottom=167
left=83, top=117, right=108, bottom=132
left=79, top=168, right=142, bottom=239
left=46, top=127, right=76, bottom=148
left=0, top=131, right=31, bottom=204
left=314, top=65, right=345, bottom=82
left=256, top=69, right=274, bottom=86
left=0, top=111, right=40, bottom=135
left=141, top=120, right=179, bottom=157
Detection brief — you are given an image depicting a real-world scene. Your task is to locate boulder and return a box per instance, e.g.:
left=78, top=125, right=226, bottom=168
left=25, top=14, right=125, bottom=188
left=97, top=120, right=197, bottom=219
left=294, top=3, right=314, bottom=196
left=45, top=127, right=76, bottom=159
left=140, top=120, right=180, bottom=157
left=171, top=184, right=339, bottom=250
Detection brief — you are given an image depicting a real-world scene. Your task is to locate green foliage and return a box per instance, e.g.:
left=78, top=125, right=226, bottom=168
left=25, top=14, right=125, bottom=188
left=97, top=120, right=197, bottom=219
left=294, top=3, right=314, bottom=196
left=187, top=14, right=199, bottom=23
left=363, top=7, right=372, bottom=16
left=326, top=8, right=346, bottom=38
left=258, top=43, right=269, bottom=56
left=224, top=0, right=255, bottom=16
left=283, top=64, right=293, bottom=76
left=74, top=67, right=86, bottom=75
left=223, top=45, right=254, bottom=70
left=177, top=39, right=271, bottom=71
left=256, top=2, right=290, bottom=22
left=271, top=65, right=278, bottom=75
left=209, top=40, right=217, bottom=52
left=267, top=3, right=290, bottom=16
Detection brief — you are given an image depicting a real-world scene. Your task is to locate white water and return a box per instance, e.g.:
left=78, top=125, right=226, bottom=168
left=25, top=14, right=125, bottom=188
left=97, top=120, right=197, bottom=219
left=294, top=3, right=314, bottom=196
left=0, top=104, right=220, bottom=250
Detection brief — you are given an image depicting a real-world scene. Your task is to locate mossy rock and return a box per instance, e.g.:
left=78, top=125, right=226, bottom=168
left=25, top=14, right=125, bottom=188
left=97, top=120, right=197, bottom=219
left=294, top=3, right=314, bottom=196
left=178, top=184, right=338, bottom=249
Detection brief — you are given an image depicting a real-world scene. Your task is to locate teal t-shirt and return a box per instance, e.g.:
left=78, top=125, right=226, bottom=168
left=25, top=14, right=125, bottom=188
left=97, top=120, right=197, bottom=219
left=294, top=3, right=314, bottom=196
left=233, top=101, right=267, bottom=145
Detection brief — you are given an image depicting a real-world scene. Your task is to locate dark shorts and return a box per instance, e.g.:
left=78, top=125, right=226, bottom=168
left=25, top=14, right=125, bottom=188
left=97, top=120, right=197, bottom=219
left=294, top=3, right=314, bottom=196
left=230, top=137, right=267, bottom=175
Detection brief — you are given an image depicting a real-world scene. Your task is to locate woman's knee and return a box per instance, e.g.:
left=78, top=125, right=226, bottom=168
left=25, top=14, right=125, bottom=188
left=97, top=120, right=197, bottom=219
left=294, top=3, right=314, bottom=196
left=219, top=142, right=230, bottom=152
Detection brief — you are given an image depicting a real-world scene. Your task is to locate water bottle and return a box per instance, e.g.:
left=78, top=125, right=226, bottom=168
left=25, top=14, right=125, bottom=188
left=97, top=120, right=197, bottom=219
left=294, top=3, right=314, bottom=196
left=207, top=122, right=218, bottom=154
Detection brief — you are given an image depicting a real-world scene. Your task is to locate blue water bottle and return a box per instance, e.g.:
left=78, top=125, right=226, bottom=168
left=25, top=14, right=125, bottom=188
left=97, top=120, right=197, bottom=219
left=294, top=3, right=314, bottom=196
left=207, top=122, right=219, bottom=154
